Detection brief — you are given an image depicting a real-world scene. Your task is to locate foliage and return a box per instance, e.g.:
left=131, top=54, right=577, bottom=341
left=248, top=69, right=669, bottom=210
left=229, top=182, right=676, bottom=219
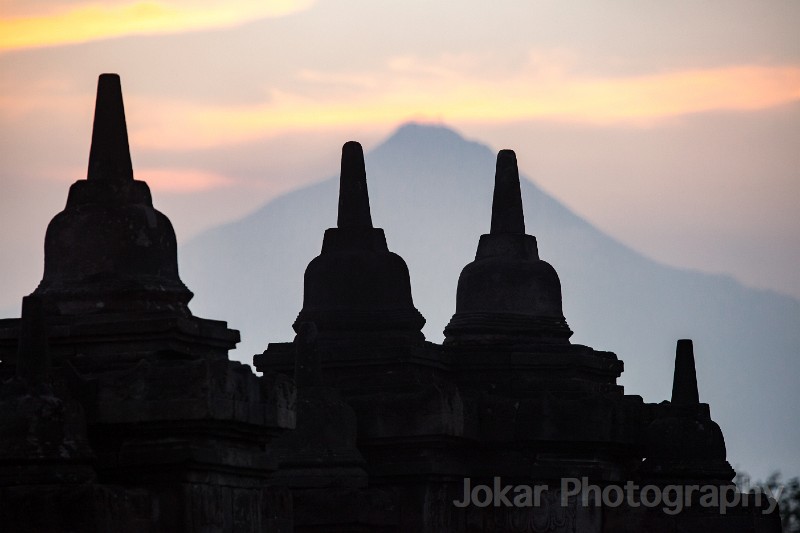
left=736, top=471, right=800, bottom=532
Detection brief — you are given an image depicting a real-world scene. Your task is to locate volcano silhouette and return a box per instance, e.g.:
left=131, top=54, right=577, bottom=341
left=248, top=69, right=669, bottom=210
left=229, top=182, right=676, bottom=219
left=181, top=122, right=800, bottom=479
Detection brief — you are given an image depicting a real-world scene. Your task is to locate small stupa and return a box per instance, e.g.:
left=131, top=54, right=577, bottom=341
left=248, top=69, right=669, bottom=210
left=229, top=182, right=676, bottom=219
left=445, top=150, right=572, bottom=344
left=294, top=141, right=425, bottom=342
left=642, top=339, right=735, bottom=482
left=35, top=74, right=192, bottom=317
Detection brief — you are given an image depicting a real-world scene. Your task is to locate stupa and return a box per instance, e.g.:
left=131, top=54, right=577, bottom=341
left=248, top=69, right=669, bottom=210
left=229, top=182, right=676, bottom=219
left=0, top=74, right=295, bottom=532
left=256, top=145, right=779, bottom=532
left=0, top=74, right=781, bottom=533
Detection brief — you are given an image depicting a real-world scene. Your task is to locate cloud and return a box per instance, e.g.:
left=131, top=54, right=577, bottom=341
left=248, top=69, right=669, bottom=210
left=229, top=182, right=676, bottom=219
left=0, top=0, right=314, bottom=52
left=136, top=167, right=236, bottom=192
left=125, top=59, right=800, bottom=150
left=26, top=163, right=236, bottom=194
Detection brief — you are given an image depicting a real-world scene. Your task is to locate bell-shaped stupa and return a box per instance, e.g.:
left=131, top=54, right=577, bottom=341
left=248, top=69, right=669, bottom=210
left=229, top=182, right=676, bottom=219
left=444, top=150, right=571, bottom=344
left=293, top=141, right=425, bottom=340
left=642, top=339, right=734, bottom=482
left=34, top=74, right=191, bottom=316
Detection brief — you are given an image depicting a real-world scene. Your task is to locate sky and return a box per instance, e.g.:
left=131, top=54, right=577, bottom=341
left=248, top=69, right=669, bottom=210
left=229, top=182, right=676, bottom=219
left=1, top=2, right=798, bottom=312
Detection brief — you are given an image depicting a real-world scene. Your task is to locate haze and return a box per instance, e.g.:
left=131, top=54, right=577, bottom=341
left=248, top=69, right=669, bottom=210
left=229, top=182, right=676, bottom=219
left=1, top=2, right=798, bottom=336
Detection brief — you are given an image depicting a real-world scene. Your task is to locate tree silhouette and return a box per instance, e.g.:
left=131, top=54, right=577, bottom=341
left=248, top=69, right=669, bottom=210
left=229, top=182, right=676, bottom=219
left=736, top=471, right=800, bottom=532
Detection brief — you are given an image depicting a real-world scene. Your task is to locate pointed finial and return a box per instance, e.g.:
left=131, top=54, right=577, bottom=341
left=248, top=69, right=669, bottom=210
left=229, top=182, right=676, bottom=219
left=490, top=150, right=525, bottom=234
left=87, top=73, right=133, bottom=181
left=15, top=296, right=50, bottom=384
left=337, top=141, right=373, bottom=229
left=671, top=339, right=700, bottom=406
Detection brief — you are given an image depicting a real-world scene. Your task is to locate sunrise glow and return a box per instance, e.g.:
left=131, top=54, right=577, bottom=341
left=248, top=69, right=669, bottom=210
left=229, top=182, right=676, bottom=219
left=129, top=64, right=800, bottom=150
left=137, top=167, right=235, bottom=193
left=0, top=0, right=313, bottom=52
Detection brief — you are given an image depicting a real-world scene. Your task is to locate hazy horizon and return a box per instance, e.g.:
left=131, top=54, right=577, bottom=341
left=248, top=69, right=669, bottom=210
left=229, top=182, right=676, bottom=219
left=0, top=1, right=798, bottom=515
left=0, top=0, right=798, bottom=481
left=173, top=122, right=800, bottom=482
left=2, top=1, right=799, bottom=312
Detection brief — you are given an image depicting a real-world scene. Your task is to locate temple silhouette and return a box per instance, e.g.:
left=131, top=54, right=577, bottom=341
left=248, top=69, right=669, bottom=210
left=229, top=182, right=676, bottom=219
left=0, top=75, right=781, bottom=532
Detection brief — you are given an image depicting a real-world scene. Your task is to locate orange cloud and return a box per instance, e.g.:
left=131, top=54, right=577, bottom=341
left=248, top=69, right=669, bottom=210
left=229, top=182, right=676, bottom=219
left=128, top=64, right=800, bottom=150
left=137, top=167, right=235, bottom=193
left=0, top=0, right=313, bottom=52
left=44, top=165, right=235, bottom=193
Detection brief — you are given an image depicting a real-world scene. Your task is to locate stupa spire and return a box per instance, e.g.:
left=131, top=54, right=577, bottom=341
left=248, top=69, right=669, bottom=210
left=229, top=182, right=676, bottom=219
left=337, top=141, right=373, bottom=229
left=671, top=339, right=700, bottom=406
left=444, top=148, right=571, bottom=344
left=36, top=73, right=191, bottom=316
left=87, top=73, right=133, bottom=181
left=293, top=140, right=424, bottom=341
left=490, top=149, right=525, bottom=234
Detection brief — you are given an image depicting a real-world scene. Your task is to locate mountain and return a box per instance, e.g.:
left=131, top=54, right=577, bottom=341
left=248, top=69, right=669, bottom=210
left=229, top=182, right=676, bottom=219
left=180, top=123, right=800, bottom=479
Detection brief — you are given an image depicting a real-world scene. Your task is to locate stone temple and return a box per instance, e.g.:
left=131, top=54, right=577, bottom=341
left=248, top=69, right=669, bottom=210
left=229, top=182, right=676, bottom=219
left=0, top=75, right=782, bottom=532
